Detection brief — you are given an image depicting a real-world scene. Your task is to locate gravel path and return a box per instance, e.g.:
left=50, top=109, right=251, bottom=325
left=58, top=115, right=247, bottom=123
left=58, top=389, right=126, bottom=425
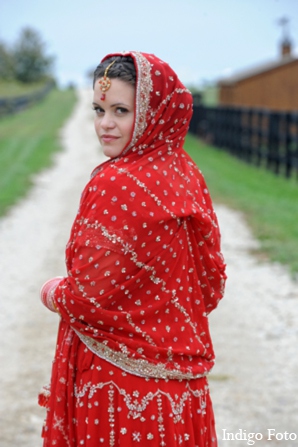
left=0, top=89, right=297, bottom=447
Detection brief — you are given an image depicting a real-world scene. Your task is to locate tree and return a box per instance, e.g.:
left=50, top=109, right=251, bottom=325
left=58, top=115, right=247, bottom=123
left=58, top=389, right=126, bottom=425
left=0, top=41, right=14, bottom=80
left=13, top=27, right=54, bottom=83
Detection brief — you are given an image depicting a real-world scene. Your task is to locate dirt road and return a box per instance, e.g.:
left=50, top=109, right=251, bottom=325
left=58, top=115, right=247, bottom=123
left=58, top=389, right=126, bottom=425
left=0, top=90, right=297, bottom=447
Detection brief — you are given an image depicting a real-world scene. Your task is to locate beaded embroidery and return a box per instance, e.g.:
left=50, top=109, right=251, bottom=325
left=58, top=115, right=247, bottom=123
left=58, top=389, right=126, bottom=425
left=75, top=331, right=209, bottom=380
left=123, top=52, right=153, bottom=153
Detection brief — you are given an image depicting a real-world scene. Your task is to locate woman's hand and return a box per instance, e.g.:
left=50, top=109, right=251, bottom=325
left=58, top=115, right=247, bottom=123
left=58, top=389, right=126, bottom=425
left=40, top=277, right=63, bottom=313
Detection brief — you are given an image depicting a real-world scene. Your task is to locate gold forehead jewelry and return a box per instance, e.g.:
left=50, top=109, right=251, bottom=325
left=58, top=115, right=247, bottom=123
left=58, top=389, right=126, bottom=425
left=98, top=59, right=117, bottom=100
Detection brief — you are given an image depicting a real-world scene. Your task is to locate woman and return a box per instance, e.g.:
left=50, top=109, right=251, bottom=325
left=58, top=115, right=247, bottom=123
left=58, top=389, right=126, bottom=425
left=39, top=51, right=226, bottom=447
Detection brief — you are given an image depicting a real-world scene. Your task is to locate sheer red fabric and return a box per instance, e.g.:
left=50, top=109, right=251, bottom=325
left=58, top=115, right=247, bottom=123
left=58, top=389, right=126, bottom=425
left=39, top=51, right=226, bottom=446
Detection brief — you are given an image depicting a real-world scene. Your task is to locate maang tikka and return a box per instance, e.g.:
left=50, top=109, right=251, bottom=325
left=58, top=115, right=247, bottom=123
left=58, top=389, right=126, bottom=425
left=98, top=59, right=117, bottom=100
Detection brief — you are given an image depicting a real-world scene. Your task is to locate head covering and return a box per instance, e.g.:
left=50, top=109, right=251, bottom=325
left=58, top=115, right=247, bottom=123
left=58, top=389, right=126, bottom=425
left=54, top=51, right=226, bottom=380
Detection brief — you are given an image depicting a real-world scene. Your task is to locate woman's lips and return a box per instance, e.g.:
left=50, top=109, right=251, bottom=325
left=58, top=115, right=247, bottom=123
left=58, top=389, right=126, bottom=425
left=100, top=135, right=119, bottom=143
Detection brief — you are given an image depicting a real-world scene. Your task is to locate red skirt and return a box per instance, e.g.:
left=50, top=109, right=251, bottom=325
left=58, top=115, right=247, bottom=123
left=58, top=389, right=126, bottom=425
left=39, top=322, right=217, bottom=447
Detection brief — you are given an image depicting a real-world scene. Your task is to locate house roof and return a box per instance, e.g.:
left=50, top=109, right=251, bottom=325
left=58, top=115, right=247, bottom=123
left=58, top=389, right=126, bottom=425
left=218, top=54, right=298, bottom=86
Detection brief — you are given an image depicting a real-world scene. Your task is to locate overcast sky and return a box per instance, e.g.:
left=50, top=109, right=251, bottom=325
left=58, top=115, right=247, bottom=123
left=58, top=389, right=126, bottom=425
left=1, top=0, right=297, bottom=87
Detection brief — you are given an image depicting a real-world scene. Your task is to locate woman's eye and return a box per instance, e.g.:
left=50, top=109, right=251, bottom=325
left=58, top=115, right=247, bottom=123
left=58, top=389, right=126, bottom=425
left=116, top=107, right=128, bottom=114
left=93, top=106, right=104, bottom=115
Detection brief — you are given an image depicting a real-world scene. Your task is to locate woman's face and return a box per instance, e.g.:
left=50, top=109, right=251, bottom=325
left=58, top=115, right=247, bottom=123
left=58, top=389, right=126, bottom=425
left=93, top=78, right=135, bottom=158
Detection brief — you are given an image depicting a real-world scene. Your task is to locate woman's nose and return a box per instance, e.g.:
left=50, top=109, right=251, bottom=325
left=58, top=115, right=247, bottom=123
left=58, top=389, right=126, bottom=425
left=100, top=112, right=115, bottom=129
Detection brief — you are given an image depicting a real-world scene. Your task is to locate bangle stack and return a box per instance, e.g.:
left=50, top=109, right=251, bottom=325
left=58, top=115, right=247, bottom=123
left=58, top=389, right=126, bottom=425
left=40, top=277, right=63, bottom=313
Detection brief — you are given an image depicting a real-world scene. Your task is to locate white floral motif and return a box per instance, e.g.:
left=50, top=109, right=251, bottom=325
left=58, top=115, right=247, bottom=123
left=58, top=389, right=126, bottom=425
left=132, top=432, right=141, bottom=442
left=53, top=415, right=64, bottom=430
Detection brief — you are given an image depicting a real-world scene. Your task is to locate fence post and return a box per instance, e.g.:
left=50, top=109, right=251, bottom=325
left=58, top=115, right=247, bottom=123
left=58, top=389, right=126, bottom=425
left=267, top=112, right=280, bottom=174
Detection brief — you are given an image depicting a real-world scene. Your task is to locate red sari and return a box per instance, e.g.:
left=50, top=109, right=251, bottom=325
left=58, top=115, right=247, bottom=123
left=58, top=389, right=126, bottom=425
left=39, top=51, right=226, bottom=446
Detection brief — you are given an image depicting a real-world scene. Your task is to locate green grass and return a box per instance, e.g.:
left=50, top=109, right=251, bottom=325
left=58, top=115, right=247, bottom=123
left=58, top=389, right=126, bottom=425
left=0, top=88, right=77, bottom=216
left=0, top=80, right=53, bottom=97
left=185, top=133, right=298, bottom=276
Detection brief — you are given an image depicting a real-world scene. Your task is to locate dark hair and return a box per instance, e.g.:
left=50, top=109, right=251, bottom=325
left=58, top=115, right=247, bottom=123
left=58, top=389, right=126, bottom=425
left=93, top=56, right=136, bottom=88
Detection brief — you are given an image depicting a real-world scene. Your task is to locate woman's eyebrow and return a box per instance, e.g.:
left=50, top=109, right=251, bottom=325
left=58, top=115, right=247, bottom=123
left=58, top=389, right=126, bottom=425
left=111, top=102, right=130, bottom=107
left=92, top=101, right=131, bottom=107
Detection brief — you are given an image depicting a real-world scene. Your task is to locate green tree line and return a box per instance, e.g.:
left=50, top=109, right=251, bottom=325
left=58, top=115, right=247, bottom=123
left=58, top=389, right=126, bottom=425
left=0, top=27, right=54, bottom=84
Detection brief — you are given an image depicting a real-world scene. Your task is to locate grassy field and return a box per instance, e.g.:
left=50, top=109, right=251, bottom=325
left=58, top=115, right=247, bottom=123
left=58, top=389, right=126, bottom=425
left=185, top=133, right=298, bottom=276
left=0, top=80, right=54, bottom=97
left=0, top=88, right=76, bottom=216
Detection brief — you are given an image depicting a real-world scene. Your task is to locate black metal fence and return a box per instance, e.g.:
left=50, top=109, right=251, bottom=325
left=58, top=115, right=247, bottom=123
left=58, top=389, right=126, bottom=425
left=0, top=81, right=55, bottom=118
left=189, top=105, right=298, bottom=179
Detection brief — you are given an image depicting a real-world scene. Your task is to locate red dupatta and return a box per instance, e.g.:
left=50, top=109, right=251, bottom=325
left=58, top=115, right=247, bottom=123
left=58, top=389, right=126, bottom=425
left=53, top=51, right=226, bottom=380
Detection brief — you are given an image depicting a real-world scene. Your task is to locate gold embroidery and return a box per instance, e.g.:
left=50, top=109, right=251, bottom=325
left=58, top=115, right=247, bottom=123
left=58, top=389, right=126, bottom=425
left=74, top=330, right=210, bottom=380
left=122, top=52, right=153, bottom=154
